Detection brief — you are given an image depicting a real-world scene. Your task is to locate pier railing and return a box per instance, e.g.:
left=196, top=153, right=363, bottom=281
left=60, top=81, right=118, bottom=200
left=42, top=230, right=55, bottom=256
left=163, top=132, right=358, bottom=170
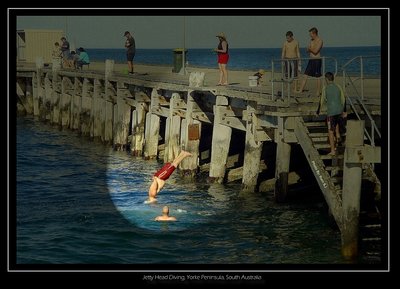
left=341, top=55, right=381, bottom=100
left=270, top=56, right=338, bottom=102
left=342, top=55, right=381, bottom=147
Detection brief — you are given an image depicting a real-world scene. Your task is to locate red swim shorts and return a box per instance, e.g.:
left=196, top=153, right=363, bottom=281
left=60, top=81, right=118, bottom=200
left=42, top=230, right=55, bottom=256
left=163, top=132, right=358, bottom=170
left=218, top=54, right=229, bottom=64
left=154, top=162, right=176, bottom=181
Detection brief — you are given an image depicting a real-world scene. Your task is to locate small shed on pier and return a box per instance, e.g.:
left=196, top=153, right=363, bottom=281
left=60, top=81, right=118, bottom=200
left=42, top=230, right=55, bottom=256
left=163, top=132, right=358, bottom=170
left=17, top=29, right=64, bottom=63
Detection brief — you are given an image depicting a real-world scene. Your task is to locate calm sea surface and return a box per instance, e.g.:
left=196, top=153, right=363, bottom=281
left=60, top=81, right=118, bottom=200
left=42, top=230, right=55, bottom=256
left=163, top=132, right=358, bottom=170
left=16, top=116, right=380, bottom=266
left=86, top=46, right=381, bottom=75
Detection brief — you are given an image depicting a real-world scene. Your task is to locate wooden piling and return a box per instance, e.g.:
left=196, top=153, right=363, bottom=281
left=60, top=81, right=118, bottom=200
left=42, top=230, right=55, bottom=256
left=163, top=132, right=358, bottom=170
left=35, top=59, right=45, bottom=120
left=164, top=93, right=182, bottom=163
left=144, top=112, right=160, bottom=159
left=51, top=73, right=62, bottom=125
left=32, top=72, right=39, bottom=116
left=274, top=116, right=292, bottom=202
left=16, top=78, right=33, bottom=115
left=341, top=120, right=364, bottom=259
left=209, top=95, right=231, bottom=183
left=71, top=77, right=82, bottom=131
left=43, top=73, right=53, bottom=123
left=93, top=78, right=105, bottom=140
left=113, top=94, right=131, bottom=150
left=93, top=97, right=106, bottom=140
left=105, top=59, right=114, bottom=80
left=131, top=101, right=147, bottom=156
left=143, top=88, right=161, bottom=159
left=25, top=79, right=33, bottom=113
left=104, top=100, right=114, bottom=144
left=80, top=79, right=93, bottom=136
left=60, top=76, right=73, bottom=127
left=242, top=101, right=263, bottom=192
left=180, top=90, right=200, bottom=176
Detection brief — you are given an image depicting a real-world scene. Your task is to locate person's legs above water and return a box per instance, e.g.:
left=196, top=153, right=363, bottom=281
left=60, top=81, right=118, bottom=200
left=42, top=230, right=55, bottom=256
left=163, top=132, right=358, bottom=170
left=154, top=177, right=165, bottom=194
left=147, top=177, right=159, bottom=203
left=154, top=151, right=192, bottom=182
left=147, top=151, right=192, bottom=203
left=171, top=150, right=193, bottom=168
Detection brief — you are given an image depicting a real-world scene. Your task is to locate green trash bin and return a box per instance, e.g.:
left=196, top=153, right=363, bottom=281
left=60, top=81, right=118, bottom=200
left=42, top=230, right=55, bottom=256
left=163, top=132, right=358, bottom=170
left=172, top=48, right=188, bottom=73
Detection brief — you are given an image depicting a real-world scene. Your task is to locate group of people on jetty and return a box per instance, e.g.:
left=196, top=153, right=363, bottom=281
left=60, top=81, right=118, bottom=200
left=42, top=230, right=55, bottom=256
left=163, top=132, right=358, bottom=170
left=52, top=37, right=90, bottom=70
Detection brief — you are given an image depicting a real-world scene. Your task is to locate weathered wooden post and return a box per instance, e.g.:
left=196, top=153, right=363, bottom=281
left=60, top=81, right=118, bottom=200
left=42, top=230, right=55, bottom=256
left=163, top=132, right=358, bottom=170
left=274, top=116, right=292, bottom=202
left=80, top=78, right=93, bottom=136
left=112, top=60, right=130, bottom=150
left=104, top=60, right=115, bottom=143
left=132, top=102, right=147, bottom=156
left=144, top=88, right=161, bottom=159
left=60, top=76, right=73, bottom=127
left=209, top=95, right=231, bottom=183
left=52, top=56, right=61, bottom=123
left=71, top=77, right=82, bottom=131
left=104, top=97, right=114, bottom=145
left=24, top=78, right=33, bottom=114
left=16, top=78, right=33, bottom=114
left=130, top=91, right=149, bottom=156
left=32, top=72, right=39, bottom=116
left=35, top=58, right=46, bottom=120
left=341, top=120, right=380, bottom=259
left=44, top=73, right=53, bottom=122
left=51, top=73, right=61, bottom=125
left=180, top=90, right=200, bottom=177
left=164, top=93, right=182, bottom=163
left=242, top=101, right=263, bottom=192
left=92, top=78, right=105, bottom=140
left=113, top=91, right=131, bottom=150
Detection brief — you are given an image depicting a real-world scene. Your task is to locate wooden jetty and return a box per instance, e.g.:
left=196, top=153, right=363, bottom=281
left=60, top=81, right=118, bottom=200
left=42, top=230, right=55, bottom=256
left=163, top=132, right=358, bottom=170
left=16, top=58, right=382, bottom=259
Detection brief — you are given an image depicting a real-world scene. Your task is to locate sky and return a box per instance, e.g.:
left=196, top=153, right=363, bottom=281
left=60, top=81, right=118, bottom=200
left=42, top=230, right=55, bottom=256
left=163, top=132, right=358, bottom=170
left=15, top=13, right=382, bottom=49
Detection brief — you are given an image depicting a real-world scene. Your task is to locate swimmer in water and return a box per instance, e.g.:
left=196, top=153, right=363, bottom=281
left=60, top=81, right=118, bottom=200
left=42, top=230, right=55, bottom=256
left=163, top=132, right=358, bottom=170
left=155, top=206, right=177, bottom=221
left=146, top=150, right=192, bottom=203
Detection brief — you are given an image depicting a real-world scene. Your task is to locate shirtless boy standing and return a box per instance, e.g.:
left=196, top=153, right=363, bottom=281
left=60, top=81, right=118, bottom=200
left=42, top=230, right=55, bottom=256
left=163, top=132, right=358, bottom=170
left=297, top=27, right=324, bottom=96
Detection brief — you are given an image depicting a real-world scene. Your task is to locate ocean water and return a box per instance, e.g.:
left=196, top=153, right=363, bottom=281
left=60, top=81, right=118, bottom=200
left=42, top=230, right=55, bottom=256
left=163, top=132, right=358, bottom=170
left=86, top=46, right=381, bottom=75
left=15, top=116, right=381, bottom=267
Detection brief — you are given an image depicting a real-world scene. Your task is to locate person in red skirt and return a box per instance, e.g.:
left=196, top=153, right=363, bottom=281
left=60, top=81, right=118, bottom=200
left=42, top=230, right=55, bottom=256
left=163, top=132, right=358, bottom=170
left=214, top=32, right=229, bottom=86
